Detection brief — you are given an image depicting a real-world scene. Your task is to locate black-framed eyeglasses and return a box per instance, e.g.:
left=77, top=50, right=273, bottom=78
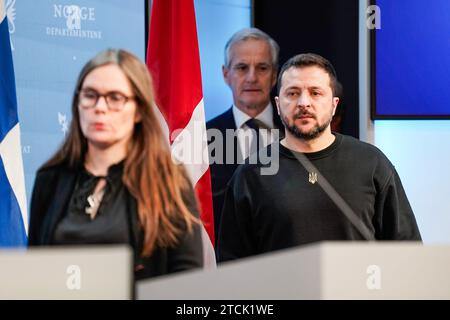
left=78, top=88, right=135, bottom=111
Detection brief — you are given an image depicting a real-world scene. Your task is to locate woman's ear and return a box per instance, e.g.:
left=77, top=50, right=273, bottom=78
left=134, top=107, right=142, bottom=123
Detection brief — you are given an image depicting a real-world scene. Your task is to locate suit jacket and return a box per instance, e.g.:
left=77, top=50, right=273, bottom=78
left=206, top=105, right=284, bottom=245
left=28, top=163, right=203, bottom=281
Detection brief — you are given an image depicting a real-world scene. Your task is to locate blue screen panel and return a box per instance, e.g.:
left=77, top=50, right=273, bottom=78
left=374, top=0, right=450, bottom=118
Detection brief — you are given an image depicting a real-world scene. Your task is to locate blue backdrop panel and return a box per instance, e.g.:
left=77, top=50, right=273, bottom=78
left=9, top=0, right=145, bottom=204
left=375, top=0, right=450, bottom=117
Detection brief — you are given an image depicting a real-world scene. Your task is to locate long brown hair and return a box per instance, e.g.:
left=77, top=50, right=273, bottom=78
left=43, top=49, right=199, bottom=256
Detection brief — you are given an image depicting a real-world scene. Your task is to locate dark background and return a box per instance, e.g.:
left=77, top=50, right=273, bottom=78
left=253, top=0, right=360, bottom=138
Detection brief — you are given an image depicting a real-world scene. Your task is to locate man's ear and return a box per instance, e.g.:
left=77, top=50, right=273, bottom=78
left=222, top=65, right=230, bottom=86
left=332, top=97, right=340, bottom=116
left=275, top=96, right=281, bottom=115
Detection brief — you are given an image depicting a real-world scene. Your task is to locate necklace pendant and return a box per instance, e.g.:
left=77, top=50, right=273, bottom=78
left=85, top=194, right=100, bottom=220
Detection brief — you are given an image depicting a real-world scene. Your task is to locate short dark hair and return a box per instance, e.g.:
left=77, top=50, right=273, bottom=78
left=277, top=53, right=339, bottom=96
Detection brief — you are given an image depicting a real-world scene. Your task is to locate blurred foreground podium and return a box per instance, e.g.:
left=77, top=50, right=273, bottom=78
left=0, top=246, right=132, bottom=299
left=137, top=242, right=450, bottom=299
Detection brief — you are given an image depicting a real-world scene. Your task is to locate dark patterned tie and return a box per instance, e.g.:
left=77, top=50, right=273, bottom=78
left=245, top=118, right=264, bottom=157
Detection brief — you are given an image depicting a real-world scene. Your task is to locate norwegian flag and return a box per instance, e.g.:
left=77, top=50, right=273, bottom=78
left=0, top=0, right=28, bottom=247
left=146, top=0, right=215, bottom=266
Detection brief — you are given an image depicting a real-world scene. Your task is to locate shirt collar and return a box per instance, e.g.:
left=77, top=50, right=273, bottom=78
left=232, top=103, right=275, bottom=129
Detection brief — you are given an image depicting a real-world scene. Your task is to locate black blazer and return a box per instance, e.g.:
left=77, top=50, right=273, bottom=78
left=28, top=163, right=203, bottom=280
left=206, top=105, right=284, bottom=245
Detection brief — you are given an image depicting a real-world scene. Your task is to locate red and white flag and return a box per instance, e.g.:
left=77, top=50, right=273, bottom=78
left=147, top=0, right=215, bottom=267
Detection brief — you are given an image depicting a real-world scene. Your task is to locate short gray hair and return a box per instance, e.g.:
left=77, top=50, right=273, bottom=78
left=224, top=27, right=279, bottom=70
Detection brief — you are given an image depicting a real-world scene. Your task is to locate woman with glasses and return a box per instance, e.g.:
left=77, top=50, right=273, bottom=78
left=28, top=49, right=203, bottom=280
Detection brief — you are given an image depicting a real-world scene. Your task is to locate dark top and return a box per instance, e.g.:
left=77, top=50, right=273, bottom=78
left=52, top=162, right=131, bottom=245
left=206, top=106, right=284, bottom=245
left=217, top=133, right=422, bottom=262
left=29, top=161, right=204, bottom=280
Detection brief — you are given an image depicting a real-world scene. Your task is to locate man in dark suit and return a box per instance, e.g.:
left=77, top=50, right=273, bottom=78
left=206, top=28, right=283, bottom=245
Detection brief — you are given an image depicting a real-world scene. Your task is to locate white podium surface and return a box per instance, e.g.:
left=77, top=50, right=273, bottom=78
left=0, top=246, right=132, bottom=299
left=137, top=242, right=450, bottom=300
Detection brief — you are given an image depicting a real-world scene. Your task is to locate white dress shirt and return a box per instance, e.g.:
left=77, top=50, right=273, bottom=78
left=232, top=104, right=277, bottom=159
